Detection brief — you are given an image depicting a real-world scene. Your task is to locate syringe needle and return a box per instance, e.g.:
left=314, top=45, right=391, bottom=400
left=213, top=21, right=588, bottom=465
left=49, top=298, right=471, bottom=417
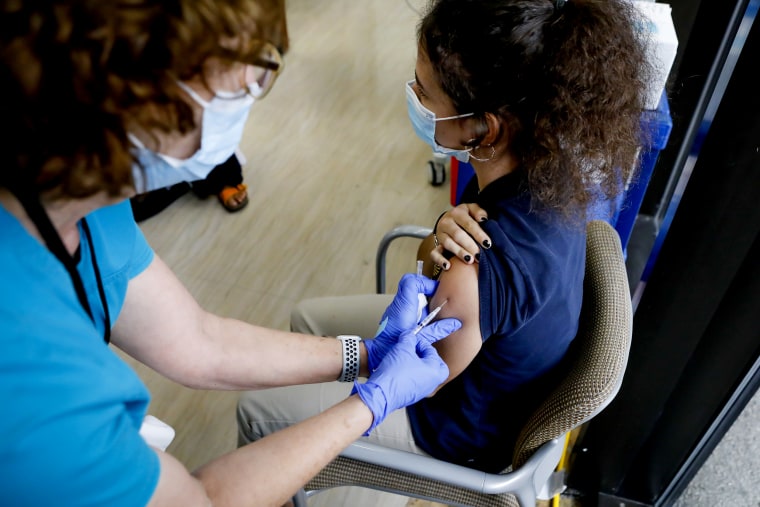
left=412, top=299, right=448, bottom=335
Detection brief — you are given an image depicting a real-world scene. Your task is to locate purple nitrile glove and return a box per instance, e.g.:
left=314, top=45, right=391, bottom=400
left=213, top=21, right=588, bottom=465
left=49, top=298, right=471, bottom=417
left=363, top=273, right=439, bottom=372
left=354, top=317, right=461, bottom=435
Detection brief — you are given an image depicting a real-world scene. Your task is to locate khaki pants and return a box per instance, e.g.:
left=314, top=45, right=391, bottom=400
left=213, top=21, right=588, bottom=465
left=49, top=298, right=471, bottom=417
left=236, top=293, right=429, bottom=506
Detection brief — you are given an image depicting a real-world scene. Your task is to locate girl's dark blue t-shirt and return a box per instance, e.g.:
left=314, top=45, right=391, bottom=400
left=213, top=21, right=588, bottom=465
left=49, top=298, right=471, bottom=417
left=407, top=170, right=585, bottom=473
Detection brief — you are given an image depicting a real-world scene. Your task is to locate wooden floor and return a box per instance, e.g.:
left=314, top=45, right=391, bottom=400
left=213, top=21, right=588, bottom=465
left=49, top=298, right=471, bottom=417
left=119, top=1, right=582, bottom=505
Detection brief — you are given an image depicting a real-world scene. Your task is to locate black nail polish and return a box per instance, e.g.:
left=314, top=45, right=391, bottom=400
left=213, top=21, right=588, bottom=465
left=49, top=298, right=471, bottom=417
left=483, top=239, right=491, bottom=249
left=443, top=262, right=449, bottom=269
left=475, top=253, right=480, bottom=261
left=464, top=255, right=472, bottom=262
left=479, top=216, right=488, bottom=222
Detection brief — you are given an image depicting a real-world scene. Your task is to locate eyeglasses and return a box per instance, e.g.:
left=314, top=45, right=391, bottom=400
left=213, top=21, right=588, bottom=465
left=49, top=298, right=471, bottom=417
left=244, top=42, right=284, bottom=99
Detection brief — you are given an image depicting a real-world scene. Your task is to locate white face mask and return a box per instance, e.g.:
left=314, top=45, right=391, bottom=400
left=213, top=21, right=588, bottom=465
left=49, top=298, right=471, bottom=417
left=131, top=82, right=255, bottom=193
left=405, top=80, right=474, bottom=163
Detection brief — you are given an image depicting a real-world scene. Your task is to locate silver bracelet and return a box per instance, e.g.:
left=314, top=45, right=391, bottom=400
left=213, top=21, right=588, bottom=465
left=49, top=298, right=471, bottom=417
left=336, top=335, right=361, bottom=382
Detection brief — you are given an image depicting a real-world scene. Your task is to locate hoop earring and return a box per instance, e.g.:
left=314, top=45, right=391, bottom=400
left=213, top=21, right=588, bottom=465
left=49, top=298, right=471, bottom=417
left=469, top=145, right=496, bottom=162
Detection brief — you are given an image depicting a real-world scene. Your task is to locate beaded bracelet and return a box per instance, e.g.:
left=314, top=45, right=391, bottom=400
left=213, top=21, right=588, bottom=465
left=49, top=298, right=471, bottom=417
left=433, top=210, right=448, bottom=248
left=337, top=335, right=361, bottom=382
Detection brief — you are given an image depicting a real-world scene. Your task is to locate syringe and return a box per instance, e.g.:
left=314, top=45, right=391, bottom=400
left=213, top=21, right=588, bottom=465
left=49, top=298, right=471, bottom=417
left=412, top=299, right=448, bottom=335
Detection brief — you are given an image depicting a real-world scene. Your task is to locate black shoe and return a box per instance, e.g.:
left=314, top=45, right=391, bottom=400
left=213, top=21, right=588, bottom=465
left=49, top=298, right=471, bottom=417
left=130, top=182, right=191, bottom=222
left=190, top=154, right=243, bottom=199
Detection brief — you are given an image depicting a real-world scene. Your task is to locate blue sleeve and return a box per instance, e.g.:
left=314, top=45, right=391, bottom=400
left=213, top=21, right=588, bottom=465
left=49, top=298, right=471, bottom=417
left=127, top=219, right=154, bottom=280
left=477, top=220, right=537, bottom=340
left=127, top=209, right=155, bottom=279
left=93, top=199, right=154, bottom=280
left=84, top=200, right=155, bottom=324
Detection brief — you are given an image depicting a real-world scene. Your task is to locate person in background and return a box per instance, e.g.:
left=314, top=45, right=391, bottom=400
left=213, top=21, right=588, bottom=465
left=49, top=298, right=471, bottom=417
left=237, top=0, right=650, bottom=503
left=0, top=1, right=461, bottom=506
left=129, top=0, right=291, bottom=221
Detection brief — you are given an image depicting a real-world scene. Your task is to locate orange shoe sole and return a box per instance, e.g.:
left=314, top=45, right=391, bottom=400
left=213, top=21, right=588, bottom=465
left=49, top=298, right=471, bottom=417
left=218, top=183, right=249, bottom=212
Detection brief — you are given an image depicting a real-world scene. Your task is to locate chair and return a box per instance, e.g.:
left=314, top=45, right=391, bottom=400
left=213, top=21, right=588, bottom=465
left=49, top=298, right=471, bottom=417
left=375, top=224, right=433, bottom=294
left=295, top=220, right=633, bottom=507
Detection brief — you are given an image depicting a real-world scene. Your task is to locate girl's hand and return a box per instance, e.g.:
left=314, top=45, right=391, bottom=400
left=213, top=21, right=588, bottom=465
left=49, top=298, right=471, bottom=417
left=430, top=203, right=492, bottom=270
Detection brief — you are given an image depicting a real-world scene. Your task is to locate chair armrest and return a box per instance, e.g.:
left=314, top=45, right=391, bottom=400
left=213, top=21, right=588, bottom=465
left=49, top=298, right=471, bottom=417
left=341, top=438, right=563, bottom=495
left=375, top=225, right=433, bottom=293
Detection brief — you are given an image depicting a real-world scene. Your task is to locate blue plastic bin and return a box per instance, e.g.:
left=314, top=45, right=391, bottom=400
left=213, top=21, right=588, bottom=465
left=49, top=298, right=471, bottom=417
left=613, top=92, right=673, bottom=251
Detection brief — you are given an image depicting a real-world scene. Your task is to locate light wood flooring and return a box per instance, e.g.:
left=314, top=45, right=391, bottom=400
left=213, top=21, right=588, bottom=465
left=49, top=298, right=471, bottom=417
left=117, top=1, right=581, bottom=505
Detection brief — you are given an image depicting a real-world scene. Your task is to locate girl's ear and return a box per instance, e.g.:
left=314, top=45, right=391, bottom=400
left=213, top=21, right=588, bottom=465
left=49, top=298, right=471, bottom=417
left=465, top=112, right=504, bottom=147
left=479, top=112, right=503, bottom=147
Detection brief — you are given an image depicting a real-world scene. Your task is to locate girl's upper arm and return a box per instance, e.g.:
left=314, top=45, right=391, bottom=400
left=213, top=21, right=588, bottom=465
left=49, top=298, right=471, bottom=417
left=427, top=256, right=482, bottom=391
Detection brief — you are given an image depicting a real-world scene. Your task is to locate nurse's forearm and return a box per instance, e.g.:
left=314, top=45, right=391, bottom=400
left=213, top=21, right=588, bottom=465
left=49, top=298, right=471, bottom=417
left=193, top=395, right=372, bottom=506
left=185, top=316, right=370, bottom=390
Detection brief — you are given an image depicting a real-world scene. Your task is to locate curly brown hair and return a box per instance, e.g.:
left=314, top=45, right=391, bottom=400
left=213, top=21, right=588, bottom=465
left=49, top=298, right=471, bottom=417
left=0, top=0, right=283, bottom=199
left=419, top=0, right=653, bottom=222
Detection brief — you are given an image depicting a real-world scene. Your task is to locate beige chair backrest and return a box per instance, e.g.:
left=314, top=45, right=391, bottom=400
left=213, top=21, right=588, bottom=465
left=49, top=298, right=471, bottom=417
left=513, top=219, right=633, bottom=468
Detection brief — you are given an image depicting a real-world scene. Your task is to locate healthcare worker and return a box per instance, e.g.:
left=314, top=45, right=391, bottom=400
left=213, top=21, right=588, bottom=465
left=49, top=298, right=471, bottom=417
left=0, top=1, right=461, bottom=506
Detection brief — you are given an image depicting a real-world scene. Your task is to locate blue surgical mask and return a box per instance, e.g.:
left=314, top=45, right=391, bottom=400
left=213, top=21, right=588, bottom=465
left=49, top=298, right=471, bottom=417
left=131, top=82, right=255, bottom=193
left=405, top=79, right=474, bottom=163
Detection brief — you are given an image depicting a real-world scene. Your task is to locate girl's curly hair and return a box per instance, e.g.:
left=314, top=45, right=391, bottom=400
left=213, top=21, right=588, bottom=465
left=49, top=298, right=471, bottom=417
left=1, top=0, right=283, bottom=199
left=419, top=0, right=653, bottom=223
